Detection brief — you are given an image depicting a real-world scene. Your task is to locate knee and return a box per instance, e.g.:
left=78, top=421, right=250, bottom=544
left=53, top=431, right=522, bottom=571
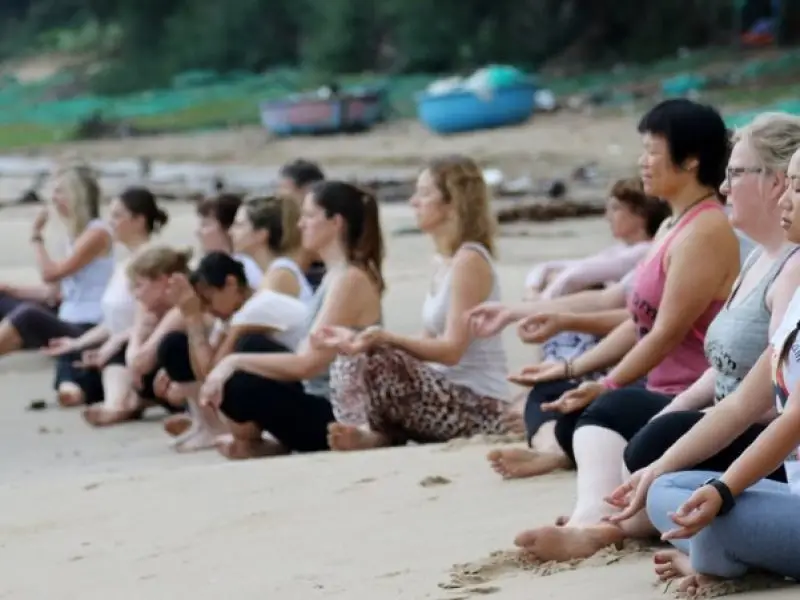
left=157, top=331, right=188, bottom=364
left=623, top=413, right=681, bottom=473
left=219, top=372, right=257, bottom=424
left=577, top=389, right=631, bottom=432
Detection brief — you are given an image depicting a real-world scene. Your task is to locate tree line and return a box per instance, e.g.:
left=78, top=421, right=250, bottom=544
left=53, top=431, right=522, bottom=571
left=2, top=0, right=799, bottom=94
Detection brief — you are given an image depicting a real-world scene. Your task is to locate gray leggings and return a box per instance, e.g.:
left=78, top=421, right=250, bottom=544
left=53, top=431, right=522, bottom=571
left=646, top=470, right=800, bottom=581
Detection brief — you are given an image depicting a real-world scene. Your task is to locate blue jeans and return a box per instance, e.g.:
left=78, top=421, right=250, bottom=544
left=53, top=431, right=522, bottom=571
left=646, top=470, right=800, bottom=580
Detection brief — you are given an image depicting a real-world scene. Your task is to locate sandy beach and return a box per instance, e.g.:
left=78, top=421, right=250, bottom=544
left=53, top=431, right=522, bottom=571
left=1, top=115, right=796, bottom=600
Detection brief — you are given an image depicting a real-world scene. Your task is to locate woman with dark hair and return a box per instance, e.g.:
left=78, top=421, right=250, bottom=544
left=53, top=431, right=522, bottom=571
left=501, top=99, right=741, bottom=561
left=152, top=251, right=309, bottom=452
left=197, top=180, right=384, bottom=459
left=195, top=194, right=263, bottom=287
left=44, top=187, right=170, bottom=423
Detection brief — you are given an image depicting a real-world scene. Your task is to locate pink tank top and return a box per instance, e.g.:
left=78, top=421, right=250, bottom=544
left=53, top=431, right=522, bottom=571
left=627, top=200, right=725, bottom=395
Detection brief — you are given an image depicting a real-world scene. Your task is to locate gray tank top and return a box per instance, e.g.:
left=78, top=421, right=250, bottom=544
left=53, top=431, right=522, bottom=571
left=302, top=277, right=332, bottom=399
left=705, top=245, right=799, bottom=400
left=301, top=271, right=382, bottom=399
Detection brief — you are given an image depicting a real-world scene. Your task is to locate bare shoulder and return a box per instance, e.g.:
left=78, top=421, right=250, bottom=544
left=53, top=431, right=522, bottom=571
left=329, top=265, right=379, bottom=295
left=775, top=249, right=800, bottom=285
left=681, top=207, right=738, bottom=250
left=452, top=244, right=493, bottom=276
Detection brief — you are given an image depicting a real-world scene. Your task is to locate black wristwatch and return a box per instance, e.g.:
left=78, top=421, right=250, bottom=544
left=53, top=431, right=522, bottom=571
left=703, top=477, right=736, bottom=516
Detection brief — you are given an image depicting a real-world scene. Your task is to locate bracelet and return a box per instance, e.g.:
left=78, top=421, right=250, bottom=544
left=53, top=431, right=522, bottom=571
left=562, top=359, right=574, bottom=379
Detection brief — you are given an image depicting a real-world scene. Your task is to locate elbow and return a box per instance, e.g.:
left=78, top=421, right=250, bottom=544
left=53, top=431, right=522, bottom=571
left=437, top=345, right=467, bottom=367
left=41, top=269, right=62, bottom=284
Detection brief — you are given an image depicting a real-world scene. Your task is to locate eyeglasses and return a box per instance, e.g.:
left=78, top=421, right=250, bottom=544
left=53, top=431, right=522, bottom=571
left=726, top=166, right=764, bottom=182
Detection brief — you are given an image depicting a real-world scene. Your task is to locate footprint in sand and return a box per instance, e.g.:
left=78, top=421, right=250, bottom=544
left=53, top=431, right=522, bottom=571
left=442, top=541, right=654, bottom=589
left=663, top=573, right=793, bottom=599
left=420, top=475, right=451, bottom=487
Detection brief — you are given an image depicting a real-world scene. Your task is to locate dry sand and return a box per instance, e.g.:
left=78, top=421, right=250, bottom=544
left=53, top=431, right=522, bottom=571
left=1, top=116, right=796, bottom=599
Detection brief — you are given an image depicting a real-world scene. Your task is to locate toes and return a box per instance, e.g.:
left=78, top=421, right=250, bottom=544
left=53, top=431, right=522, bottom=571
left=486, top=449, right=502, bottom=461
left=513, top=529, right=538, bottom=548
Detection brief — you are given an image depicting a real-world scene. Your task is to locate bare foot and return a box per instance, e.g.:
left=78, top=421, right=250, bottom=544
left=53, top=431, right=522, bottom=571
left=514, top=523, right=625, bottom=562
left=163, top=413, right=193, bottom=437
left=57, top=384, right=85, bottom=408
left=677, top=573, right=722, bottom=597
left=215, top=437, right=287, bottom=460
left=654, top=549, right=694, bottom=582
left=174, top=428, right=226, bottom=453
left=327, top=423, right=390, bottom=451
left=82, top=405, right=143, bottom=427
left=487, top=448, right=569, bottom=479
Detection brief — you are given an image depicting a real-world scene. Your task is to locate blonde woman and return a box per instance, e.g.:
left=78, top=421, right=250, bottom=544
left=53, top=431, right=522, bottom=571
left=317, top=154, right=512, bottom=450
left=0, top=165, right=114, bottom=405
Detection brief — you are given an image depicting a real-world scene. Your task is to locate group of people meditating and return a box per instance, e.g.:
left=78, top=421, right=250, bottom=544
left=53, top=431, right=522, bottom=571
left=4, top=98, right=800, bottom=595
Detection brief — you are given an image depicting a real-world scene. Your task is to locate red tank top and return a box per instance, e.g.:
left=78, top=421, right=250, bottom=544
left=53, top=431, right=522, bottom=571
left=627, top=200, right=726, bottom=395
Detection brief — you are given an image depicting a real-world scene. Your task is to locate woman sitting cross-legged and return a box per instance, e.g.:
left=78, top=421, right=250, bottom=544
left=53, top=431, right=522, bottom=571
left=153, top=252, right=309, bottom=452
left=0, top=165, right=115, bottom=406
left=643, top=165, right=800, bottom=592
left=158, top=194, right=315, bottom=443
left=511, top=111, right=800, bottom=563
left=316, top=154, right=512, bottom=450
left=196, top=181, right=384, bottom=459
left=480, top=100, right=740, bottom=485
left=117, top=245, right=196, bottom=418
left=42, top=187, right=170, bottom=424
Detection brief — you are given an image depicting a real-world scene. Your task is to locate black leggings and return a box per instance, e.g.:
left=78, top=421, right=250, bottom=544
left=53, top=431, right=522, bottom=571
left=218, top=336, right=334, bottom=453
left=55, top=343, right=126, bottom=405
left=525, top=381, right=665, bottom=464
left=624, top=410, right=787, bottom=482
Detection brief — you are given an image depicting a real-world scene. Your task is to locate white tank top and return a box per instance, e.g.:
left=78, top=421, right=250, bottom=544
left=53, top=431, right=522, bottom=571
left=421, top=243, right=509, bottom=401
left=769, top=288, right=800, bottom=495
left=58, top=220, right=115, bottom=324
left=235, top=253, right=264, bottom=288
left=268, top=257, right=314, bottom=304
left=101, top=258, right=137, bottom=335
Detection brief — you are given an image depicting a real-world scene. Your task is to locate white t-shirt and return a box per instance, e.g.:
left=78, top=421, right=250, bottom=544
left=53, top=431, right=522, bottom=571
left=229, top=289, right=309, bottom=350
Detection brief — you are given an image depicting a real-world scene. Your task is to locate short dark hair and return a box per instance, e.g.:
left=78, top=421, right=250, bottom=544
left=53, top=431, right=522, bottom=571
left=189, top=251, right=248, bottom=289
left=279, top=159, right=325, bottom=188
left=638, top=99, right=730, bottom=200
left=196, top=193, right=243, bottom=229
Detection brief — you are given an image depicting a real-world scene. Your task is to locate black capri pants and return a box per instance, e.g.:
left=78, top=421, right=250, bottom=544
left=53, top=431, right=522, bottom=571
left=623, top=409, right=786, bottom=482
left=525, top=381, right=664, bottom=465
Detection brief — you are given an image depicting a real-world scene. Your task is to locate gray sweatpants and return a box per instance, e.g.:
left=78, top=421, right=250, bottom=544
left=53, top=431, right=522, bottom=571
left=646, top=470, right=800, bottom=580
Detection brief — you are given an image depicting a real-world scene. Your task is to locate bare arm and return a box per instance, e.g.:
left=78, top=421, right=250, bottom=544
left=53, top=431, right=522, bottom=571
left=721, top=385, right=800, bottom=496
left=571, top=318, right=638, bottom=376
left=386, top=248, right=491, bottom=366
left=657, top=367, right=717, bottom=414
left=604, top=218, right=736, bottom=387
left=654, top=350, right=775, bottom=476
left=543, top=243, right=649, bottom=299
left=511, top=282, right=629, bottom=320
left=184, top=312, right=216, bottom=380
left=557, top=309, right=631, bottom=337
left=71, top=324, right=112, bottom=350
left=232, top=268, right=376, bottom=381
left=127, top=307, right=184, bottom=372
left=33, top=227, right=111, bottom=284
left=0, top=283, right=57, bottom=303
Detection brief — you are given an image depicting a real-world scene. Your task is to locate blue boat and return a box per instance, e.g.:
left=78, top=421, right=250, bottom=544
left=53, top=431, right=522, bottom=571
left=259, top=86, right=387, bottom=137
left=416, top=82, right=536, bottom=135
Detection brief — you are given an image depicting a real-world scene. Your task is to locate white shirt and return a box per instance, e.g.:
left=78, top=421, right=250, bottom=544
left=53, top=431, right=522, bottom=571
left=235, top=253, right=264, bottom=288
left=229, top=290, right=309, bottom=350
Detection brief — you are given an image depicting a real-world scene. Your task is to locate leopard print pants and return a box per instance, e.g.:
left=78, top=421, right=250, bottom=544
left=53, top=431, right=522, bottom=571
left=330, top=346, right=509, bottom=444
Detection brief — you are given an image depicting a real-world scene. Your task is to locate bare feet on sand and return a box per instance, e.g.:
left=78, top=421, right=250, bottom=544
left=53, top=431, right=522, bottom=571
left=57, top=384, right=84, bottom=408
left=487, top=448, right=570, bottom=479
left=327, top=423, right=390, bottom=451
left=514, top=523, right=625, bottom=562
left=215, top=436, right=286, bottom=460
left=82, top=405, right=143, bottom=427
left=654, top=549, right=694, bottom=582
left=163, top=413, right=193, bottom=437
